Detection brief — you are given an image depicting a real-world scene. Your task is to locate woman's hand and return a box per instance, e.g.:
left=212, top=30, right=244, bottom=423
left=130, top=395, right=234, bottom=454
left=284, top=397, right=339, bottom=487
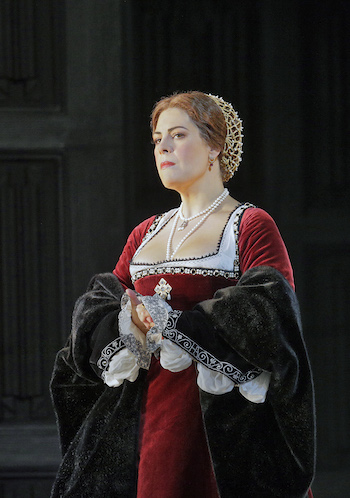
left=126, top=289, right=155, bottom=335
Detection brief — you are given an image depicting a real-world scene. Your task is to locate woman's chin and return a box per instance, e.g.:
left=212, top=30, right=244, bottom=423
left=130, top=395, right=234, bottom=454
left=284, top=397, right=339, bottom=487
left=160, top=180, right=181, bottom=192
left=158, top=175, right=182, bottom=191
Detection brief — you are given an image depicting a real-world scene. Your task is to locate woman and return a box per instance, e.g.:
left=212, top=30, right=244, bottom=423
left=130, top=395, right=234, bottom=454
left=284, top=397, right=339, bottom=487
left=50, top=92, right=315, bottom=497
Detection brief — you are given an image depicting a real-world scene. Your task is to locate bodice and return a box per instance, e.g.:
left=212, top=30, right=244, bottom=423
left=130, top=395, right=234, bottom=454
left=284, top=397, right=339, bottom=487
left=130, top=203, right=253, bottom=308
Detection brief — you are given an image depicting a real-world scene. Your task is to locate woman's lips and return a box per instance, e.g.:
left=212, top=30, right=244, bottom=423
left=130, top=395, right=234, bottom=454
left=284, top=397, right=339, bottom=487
left=160, top=161, right=175, bottom=170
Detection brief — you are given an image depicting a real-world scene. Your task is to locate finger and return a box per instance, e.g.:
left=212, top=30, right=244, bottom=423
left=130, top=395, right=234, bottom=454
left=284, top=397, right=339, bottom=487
left=145, top=316, right=155, bottom=327
left=126, top=288, right=141, bottom=307
left=136, top=303, right=150, bottom=321
left=136, top=304, right=154, bottom=328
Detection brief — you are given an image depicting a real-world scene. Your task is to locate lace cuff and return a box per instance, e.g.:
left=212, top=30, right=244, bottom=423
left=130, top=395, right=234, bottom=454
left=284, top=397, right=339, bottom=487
left=118, top=292, right=174, bottom=369
left=142, top=294, right=172, bottom=353
left=104, top=292, right=180, bottom=388
left=119, top=292, right=152, bottom=368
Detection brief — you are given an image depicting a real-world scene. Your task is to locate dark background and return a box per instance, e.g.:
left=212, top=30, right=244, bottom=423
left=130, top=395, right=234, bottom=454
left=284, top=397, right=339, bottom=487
left=0, top=0, right=349, bottom=496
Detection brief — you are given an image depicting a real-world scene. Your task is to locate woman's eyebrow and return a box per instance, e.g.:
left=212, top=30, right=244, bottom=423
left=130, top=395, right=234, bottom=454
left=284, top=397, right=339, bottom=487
left=153, top=126, right=189, bottom=135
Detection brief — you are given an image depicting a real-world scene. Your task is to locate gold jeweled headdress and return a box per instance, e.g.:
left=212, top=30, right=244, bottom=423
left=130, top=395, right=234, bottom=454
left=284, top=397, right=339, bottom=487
left=207, top=94, right=243, bottom=182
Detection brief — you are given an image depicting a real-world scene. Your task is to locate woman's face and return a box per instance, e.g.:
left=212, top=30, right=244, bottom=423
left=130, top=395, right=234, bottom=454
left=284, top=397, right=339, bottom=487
left=153, top=107, right=216, bottom=192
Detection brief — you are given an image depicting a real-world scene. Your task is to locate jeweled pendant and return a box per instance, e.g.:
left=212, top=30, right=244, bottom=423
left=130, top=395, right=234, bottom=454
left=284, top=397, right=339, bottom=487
left=178, top=220, right=188, bottom=231
left=154, top=278, right=172, bottom=300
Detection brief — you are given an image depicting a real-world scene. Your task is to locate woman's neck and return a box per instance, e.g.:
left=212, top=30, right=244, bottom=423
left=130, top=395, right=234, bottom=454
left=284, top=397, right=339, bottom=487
left=179, top=185, right=227, bottom=218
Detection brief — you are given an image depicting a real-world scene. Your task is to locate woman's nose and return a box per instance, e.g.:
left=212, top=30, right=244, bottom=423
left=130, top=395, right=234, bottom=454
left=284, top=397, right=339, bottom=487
left=159, top=137, right=172, bottom=154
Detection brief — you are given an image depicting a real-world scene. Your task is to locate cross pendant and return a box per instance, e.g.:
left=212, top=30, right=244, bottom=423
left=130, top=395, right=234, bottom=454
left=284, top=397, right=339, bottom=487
left=178, top=220, right=188, bottom=231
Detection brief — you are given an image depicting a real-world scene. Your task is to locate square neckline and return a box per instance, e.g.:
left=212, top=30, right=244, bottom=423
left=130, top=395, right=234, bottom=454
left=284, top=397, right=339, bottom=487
left=130, top=203, right=245, bottom=267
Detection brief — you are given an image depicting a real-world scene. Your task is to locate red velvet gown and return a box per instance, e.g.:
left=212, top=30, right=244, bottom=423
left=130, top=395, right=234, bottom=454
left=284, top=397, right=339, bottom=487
left=134, top=275, right=235, bottom=498
left=113, top=207, right=310, bottom=498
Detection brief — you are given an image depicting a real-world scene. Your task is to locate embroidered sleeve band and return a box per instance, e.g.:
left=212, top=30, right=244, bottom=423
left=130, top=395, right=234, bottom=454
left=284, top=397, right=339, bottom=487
left=163, top=310, right=262, bottom=384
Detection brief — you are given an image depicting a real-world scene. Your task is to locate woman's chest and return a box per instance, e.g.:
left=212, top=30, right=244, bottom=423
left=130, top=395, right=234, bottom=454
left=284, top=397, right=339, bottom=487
left=132, top=211, right=232, bottom=264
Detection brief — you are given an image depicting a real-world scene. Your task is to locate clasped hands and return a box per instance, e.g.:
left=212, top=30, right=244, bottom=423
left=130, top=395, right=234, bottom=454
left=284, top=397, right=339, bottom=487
left=126, top=289, right=155, bottom=335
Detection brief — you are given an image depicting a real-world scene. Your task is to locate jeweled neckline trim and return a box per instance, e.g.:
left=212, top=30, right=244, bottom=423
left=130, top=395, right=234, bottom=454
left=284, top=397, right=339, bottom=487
left=130, top=265, right=240, bottom=284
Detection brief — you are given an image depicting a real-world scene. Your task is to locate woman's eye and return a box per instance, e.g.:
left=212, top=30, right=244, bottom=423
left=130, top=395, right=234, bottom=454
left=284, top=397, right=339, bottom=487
left=151, top=132, right=185, bottom=145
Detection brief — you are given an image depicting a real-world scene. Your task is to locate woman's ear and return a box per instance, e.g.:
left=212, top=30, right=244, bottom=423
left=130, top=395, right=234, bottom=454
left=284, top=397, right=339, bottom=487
left=209, top=148, right=221, bottom=161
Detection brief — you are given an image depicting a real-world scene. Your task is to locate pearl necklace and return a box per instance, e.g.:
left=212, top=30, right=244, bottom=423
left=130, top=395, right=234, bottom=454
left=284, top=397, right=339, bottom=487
left=177, top=188, right=229, bottom=231
left=166, top=188, right=229, bottom=260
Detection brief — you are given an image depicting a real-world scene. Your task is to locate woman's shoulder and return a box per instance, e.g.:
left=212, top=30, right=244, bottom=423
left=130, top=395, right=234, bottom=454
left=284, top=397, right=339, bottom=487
left=223, top=203, right=274, bottom=234
left=237, top=204, right=294, bottom=289
left=238, top=205, right=284, bottom=248
left=240, top=205, right=278, bottom=231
